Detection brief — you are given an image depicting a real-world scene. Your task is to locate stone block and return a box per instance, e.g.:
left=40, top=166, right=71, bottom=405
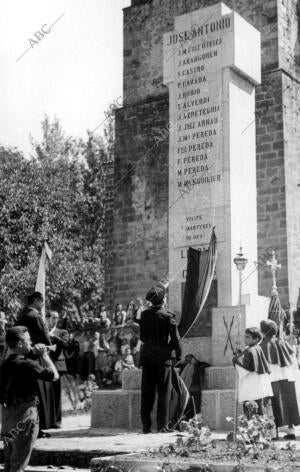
left=91, top=387, right=242, bottom=431
left=122, top=369, right=142, bottom=390
left=91, top=390, right=130, bottom=429
left=211, top=297, right=269, bottom=365
left=201, top=389, right=242, bottom=431
left=181, top=337, right=212, bottom=365
left=203, top=366, right=236, bottom=390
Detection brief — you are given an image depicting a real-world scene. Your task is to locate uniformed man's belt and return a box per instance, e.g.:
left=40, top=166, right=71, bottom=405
left=143, top=338, right=168, bottom=343
left=9, top=395, right=37, bottom=406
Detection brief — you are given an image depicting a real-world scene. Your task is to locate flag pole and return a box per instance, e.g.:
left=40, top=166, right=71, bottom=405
left=35, top=241, right=52, bottom=320
left=233, top=247, right=248, bottom=442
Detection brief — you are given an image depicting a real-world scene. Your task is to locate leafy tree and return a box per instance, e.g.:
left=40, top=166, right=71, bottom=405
left=0, top=116, right=108, bottom=318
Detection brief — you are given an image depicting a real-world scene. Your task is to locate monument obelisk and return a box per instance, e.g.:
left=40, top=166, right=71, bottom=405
left=163, top=3, right=269, bottom=365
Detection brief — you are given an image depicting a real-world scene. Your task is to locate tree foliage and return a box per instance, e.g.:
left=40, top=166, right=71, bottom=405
left=0, top=116, right=108, bottom=317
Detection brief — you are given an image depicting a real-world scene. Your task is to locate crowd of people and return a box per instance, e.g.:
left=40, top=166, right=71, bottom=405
left=0, top=299, right=147, bottom=389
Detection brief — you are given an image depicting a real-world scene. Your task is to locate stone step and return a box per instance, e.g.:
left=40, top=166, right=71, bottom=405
left=0, top=467, right=89, bottom=472
left=203, top=365, right=236, bottom=390
left=0, top=447, right=102, bottom=469
left=91, top=388, right=241, bottom=431
left=122, top=366, right=236, bottom=391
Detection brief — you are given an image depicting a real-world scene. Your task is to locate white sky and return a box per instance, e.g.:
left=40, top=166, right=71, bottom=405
left=0, top=0, right=131, bottom=158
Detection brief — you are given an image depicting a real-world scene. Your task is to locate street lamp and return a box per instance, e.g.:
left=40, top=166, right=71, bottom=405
left=233, top=247, right=248, bottom=441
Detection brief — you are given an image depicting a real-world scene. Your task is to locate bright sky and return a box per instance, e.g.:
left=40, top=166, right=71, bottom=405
left=0, top=0, right=131, bottom=158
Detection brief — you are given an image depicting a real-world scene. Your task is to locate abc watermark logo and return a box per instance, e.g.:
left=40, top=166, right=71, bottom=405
left=16, top=13, right=65, bottom=62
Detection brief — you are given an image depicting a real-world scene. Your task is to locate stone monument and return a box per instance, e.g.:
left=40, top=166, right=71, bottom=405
left=163, top=2, right=268, bottom=365
left=92, top=3, right=269, bottom=430
left=105, top=0, right=300, bottom=321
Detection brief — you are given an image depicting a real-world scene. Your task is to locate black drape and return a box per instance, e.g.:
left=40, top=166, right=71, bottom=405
left=178, top=229, right=217, bottom=337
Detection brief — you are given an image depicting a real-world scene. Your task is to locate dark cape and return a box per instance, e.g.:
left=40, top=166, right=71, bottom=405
left=236, top=345, right=270, bottom=374
left=167, top=368, right=190, bottom=429
left=177, top=356, right=209, bottom=419
left=260, top=336, right=300, bottom=427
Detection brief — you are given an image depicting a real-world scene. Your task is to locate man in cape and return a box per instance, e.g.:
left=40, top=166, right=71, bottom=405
left=138, top=284, right=182, bottom=433
left=260, top=319, right=300, bottom=439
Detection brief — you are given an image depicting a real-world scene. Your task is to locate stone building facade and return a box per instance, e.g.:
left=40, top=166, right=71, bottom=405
left=104, top=0, right=300, bottom=313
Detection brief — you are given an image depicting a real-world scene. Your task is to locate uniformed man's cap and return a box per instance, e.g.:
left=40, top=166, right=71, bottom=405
left=145, top=284, right=166, bottom=305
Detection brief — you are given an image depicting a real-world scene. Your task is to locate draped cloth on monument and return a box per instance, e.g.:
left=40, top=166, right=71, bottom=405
left=167, top=367, right=190, bottom=430
left=178, top=229, right=217, bottom=338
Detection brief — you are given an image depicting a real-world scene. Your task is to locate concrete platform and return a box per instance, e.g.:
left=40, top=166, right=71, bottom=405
left=92, top=367, right=238, bottom=430
left=122, top=366, right=236, bottom=391
left=92, top=388, right=240, bottom=431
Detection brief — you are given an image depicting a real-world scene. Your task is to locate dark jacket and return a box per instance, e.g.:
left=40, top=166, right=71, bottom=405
left=139, top=306, right=181, bottom=365
left=50, top=328, right=67, bottom=374
left=18, top=307, right=51, bottom=346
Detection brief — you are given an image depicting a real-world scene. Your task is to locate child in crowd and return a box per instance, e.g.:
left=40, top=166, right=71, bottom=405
left=134, top=298, right=145, bottom=321
left=95, top=334, right=110, bottom=386
left=87, top=331, right=99, bottom=375
left=113, top=354, right=123, bottom=385
left=63, top=331, right=80, bottom=377
left=98, top=307, right=111, bottom=330
left=120, top=338, right=130, bottom=355
left=126, top=300, right=136, bottom=323
left=131, top=347, right=140, bottom=367
left=113, top=304, right=126, bottom=326
left=233, top=327, right=273, bottom=416
left=122, top=347, right=137, bottom=370
left=108, top=328, right=121, bottom=355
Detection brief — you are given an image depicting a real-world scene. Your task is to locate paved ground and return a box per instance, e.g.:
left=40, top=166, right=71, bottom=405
left=1, top=412, right=300, bottom=470
left=28, top=413, right=300, bottom=454
left=35, top=413, right=192, bottom=453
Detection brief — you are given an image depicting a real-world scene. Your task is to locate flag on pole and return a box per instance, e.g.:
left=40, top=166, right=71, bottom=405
left=178, top=228, right=217, bottom=338
left=35, top=241, right=52, bottom=320
left=268, top=292, right=286, bottom=338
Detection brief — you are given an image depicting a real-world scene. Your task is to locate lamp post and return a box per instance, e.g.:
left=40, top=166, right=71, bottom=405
left=233, top=247, right=248, bottom=441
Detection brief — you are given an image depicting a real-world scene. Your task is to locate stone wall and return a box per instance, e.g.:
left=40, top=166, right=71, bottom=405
left=104, top=0, right=300, bottom=310
left=255, top=71, right=289, bottom=303
left=104, top=95, right=169, bottom=308
left=282, top=73, right=300, bottom=306
left=123, top=0, right=279, bottom=106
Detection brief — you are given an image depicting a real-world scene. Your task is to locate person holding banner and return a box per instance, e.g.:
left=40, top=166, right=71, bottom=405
left=18, top=292, right=55, bottom=436
left=18, top=292, right=51, bottom=346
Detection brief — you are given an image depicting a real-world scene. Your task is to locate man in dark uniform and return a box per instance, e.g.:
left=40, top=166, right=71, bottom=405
left=139, top=285, right=182, bottom=433
left=18, top=292, right=51, bottom=345
left=18, top=291, right=55, bottom=434
left=0, top=326, right=58, bottom=472
left=46, top=311, right=68, bottom=428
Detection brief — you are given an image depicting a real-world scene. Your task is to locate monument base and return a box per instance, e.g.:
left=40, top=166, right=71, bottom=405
left=182, top=295, right=269, bottom=365
left=91, top=296, right=269, bottom=431
left=91, top=366, right=241, bottom=431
